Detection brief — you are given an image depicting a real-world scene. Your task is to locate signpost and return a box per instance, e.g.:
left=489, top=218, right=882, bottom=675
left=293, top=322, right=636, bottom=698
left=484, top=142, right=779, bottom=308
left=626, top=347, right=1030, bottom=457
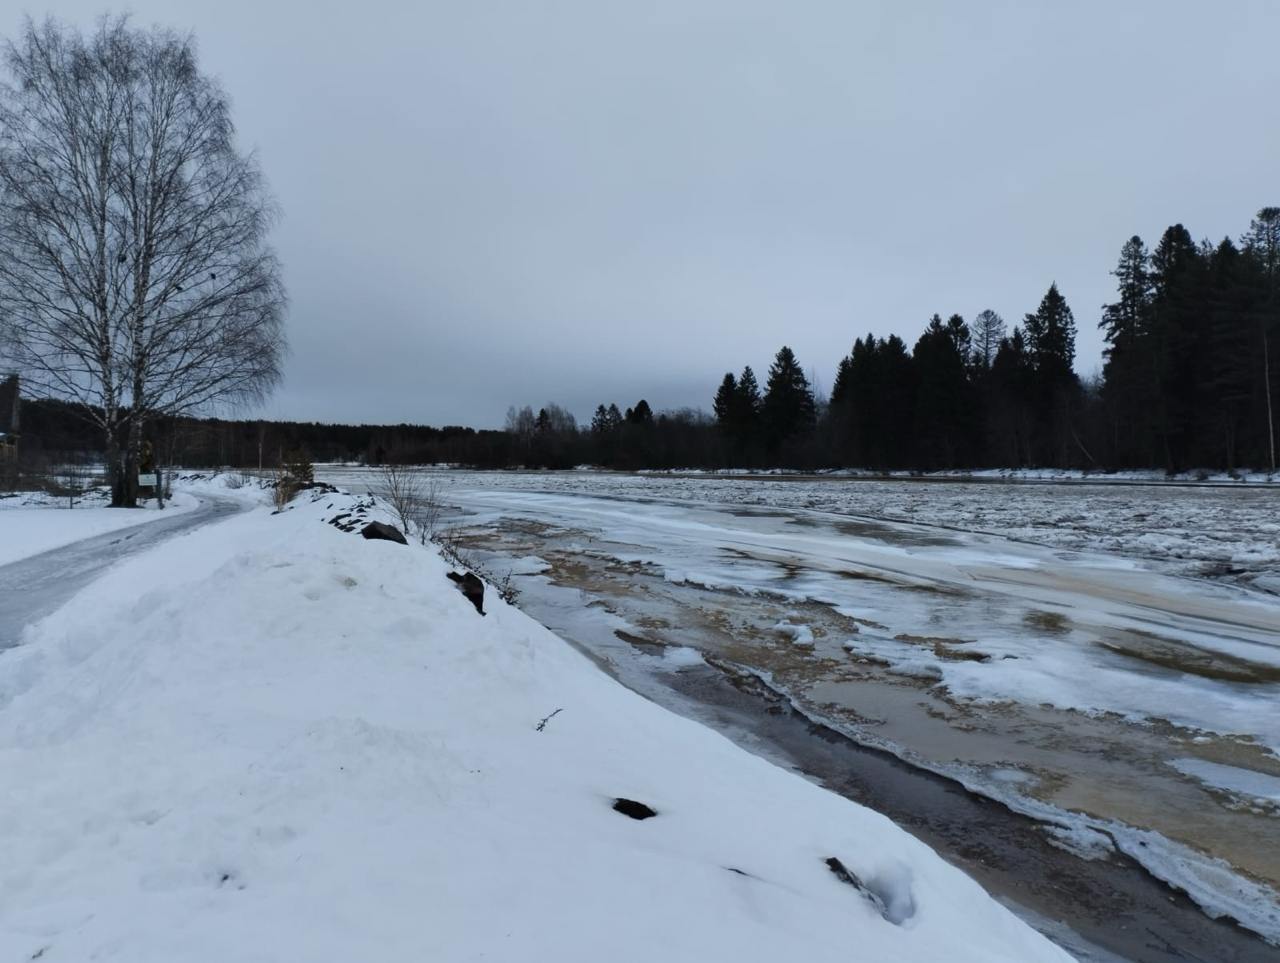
left=138, top=440, right=165, bottom=508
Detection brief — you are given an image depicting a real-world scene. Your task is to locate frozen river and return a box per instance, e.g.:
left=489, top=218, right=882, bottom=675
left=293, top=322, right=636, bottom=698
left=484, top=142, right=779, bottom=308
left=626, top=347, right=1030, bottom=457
left=320, top=468, right=1280, bottom=958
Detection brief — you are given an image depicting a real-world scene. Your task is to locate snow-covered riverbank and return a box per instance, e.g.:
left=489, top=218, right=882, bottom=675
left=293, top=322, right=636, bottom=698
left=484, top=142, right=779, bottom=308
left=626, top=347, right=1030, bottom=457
left=0, top=479, right=1066, bottom=961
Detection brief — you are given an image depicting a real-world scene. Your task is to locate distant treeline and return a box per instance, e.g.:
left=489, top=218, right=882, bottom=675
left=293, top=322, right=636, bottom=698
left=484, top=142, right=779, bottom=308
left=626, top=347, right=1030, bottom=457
left=16, top=208, right=1279, bottom=475
left=511, top=208, right=1279, bottom=473
left=18, top=400, right=514, bottom=470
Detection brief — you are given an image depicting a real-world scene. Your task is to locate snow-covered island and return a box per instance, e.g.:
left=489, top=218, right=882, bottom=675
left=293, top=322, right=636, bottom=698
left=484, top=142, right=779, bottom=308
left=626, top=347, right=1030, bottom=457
left=0, top=477, right=1069, bottom=961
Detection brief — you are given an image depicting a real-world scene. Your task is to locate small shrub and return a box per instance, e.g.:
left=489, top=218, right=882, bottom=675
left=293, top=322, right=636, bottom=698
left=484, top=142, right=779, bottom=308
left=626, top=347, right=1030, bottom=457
left=270, top=449, right=315, bottom=508
left=283, top=449, right=314, bottom=487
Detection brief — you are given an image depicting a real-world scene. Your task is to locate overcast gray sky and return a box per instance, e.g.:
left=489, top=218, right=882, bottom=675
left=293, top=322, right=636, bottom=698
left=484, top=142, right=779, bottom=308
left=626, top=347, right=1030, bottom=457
left=11, top=1, right=1280, bottom=427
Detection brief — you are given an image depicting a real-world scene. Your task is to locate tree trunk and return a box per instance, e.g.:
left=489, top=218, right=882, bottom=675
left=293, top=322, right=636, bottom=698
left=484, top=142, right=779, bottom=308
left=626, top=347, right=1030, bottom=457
left=1265, top=329, right=1276, bottom=473
left=106, top=430, right=124, bottom=512
left=123, top=414, right=145, bottom=508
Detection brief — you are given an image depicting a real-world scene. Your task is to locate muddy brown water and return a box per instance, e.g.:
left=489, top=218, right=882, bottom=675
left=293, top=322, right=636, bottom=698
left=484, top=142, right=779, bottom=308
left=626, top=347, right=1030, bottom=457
left=446, top=513, right=1280, bottom=963
left=668, top=661, right=1267, bottom=963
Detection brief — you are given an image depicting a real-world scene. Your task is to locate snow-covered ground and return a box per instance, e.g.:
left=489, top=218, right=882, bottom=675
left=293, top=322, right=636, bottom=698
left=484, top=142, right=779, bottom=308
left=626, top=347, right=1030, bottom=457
left=0, top=478, right=1067, bottom=961
left=0, top=487, right=198, bottom=568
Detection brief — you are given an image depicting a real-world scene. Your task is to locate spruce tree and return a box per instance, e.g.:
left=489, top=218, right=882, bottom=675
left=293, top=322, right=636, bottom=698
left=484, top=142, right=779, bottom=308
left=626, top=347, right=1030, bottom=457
left=713, top=373, right=738, bottom=425
left=989, top=327, right=1035, bottom=465
left=1099, top=237, right=1155, bottom=464
left=1203, top=239, right=1257, bottom=468
left=627, top=399, right=654, bottom=426
left=844, top=334, right=879, bottom=465
left=761, top=346, right=816, bottom=448
left=913, top=315, right=975, bottom=467
left=1149, top=225, right=1210, bottom=470
left=875, top=335, right=916, bottom=468
left=971, top=310, right=1006, bottom=370
left=945, top=314, right=973, bottom=363
left=1024, top=283, right=1077, bottom=380
left=1101, top=237, right=1152, bottom=349
left=1022, top=284, right=1080, bottom=465
left=1242, top=207, right=1280, bottom=471
left=591, top=404, right=611, bottom=434
left=829, top=356, right=852, bottom=409
left=734, top=366, right=763, bottom=436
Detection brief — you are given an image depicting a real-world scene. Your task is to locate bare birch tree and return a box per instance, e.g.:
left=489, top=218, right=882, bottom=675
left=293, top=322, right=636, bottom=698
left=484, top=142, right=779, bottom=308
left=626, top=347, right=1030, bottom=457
left=0, top=16, right=285, bottom=506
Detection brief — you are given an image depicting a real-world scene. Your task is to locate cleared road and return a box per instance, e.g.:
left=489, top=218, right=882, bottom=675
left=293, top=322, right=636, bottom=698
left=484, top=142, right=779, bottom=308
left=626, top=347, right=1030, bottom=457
left=0, top=495, right=248, bottom=651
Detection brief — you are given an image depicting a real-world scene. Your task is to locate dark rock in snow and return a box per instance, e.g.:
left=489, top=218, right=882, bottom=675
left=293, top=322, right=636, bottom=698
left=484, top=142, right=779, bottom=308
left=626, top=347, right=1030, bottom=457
left=361, top=521, right=407, bottom=544
left=826, top=857, right=889, bottom=918
left=824, top=856, right=914, bottom=924
left=612, top=798, right=657, bottom=820
left=447, top=570, right=485, bottom=615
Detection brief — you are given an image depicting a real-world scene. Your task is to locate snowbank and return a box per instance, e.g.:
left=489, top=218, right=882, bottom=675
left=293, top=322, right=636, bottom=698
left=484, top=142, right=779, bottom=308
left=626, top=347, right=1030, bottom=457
left=0, top=487, right=1067, bottom=962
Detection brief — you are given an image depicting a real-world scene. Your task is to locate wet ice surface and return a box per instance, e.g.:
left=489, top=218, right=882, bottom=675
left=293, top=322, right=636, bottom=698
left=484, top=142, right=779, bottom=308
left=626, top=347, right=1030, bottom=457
left=1170, top=759, right=1280, bottom=805
left=320, top=468, right=1280, bottom=945
left=376, top=471, right=1280, bottom=585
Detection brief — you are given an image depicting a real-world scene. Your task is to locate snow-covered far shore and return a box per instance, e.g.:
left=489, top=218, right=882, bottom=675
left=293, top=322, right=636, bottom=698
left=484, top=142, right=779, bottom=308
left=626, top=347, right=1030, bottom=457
left=311, top=461, right=1279, bottom=486
left=626, top=466, right=1280, bottom=485
left=0, top=479, right=1070, bottom=962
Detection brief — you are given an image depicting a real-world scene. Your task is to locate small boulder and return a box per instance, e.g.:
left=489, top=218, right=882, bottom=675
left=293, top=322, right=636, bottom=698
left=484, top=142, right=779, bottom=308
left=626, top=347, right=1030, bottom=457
left=361, top=521, right=407, bottom=544
left=447, top=570, right=485, bottom=615
left=613, top=798, right=657, bottom=820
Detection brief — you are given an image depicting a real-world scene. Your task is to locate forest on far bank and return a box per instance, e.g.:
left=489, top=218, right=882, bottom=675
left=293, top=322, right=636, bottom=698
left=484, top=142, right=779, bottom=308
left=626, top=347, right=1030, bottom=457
left=10, top=209, right=1278, bottom=478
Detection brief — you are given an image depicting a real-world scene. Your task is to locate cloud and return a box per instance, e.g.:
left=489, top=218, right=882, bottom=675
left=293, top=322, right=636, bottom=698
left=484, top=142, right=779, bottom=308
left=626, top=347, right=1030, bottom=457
left=15, top=1, right=1280, bottom=425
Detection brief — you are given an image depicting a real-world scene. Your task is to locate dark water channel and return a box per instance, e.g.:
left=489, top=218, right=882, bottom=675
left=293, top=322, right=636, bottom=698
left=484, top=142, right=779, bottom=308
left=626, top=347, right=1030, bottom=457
left=665, top=656, right=1269, bottom=962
